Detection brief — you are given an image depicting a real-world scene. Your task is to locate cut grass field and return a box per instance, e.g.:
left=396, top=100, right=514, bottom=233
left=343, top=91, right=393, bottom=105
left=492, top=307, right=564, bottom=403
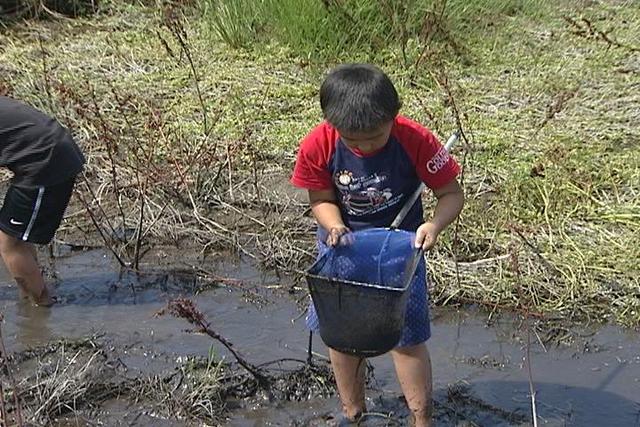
left=0, top=0, right=638, bottom=324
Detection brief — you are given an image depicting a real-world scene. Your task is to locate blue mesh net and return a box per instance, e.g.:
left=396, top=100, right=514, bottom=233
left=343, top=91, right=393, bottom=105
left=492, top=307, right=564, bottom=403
left=312, top=228, right=417, bottom=289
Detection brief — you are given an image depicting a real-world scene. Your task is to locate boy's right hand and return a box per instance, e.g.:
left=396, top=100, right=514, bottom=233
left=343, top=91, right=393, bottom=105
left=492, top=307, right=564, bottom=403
left=326, top=225, right=351, bottom=247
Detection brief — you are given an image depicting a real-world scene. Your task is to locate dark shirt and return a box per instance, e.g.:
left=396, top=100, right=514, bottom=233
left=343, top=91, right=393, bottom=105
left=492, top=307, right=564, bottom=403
left=0, top=96, right=85, bottom=187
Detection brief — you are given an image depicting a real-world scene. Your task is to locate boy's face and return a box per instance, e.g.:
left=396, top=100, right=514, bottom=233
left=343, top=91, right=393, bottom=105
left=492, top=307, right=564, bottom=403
left=338, top=120, right=394, bottom=154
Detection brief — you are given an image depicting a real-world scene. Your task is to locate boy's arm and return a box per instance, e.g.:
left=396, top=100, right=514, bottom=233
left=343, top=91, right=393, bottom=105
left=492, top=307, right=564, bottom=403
left=415, top=180, right=464, bottom=250
left=309, top=189, right=349, bottom=246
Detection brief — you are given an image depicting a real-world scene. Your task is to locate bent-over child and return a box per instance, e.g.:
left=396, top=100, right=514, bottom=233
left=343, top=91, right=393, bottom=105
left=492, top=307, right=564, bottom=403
left=0, top=96, right=85, bottom=306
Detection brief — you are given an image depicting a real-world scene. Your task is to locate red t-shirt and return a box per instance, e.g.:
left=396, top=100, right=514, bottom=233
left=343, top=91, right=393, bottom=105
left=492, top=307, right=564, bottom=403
left=291, top=115, right=460, bottom=231
left=292, top=115, right=460, bottom=189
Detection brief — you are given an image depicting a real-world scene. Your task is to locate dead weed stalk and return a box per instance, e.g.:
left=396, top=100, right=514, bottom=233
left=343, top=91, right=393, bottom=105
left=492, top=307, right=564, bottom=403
left=0, top=314, right=24, bottom=427
left=564, top=16, right=640, bottom=53
left=509, top=232, right=538, bottom=427
left=158, top=298, right=269, bottom=386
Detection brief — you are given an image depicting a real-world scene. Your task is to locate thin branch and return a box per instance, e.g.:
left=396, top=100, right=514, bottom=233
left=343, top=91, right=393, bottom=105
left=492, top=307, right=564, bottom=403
left=158, top=298, right=270, bottom=386
left=75, top=185, right=127, bottom=268
left=510, top=245, right=539, bottom=427
left=0, top=314, right=24, bottom=426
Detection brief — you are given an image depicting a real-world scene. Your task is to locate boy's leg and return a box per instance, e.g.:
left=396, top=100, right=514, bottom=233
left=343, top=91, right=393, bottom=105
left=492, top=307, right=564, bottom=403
left=0, top=176, right=77, bottom=307
left=329, top=348, right=366, bottom=420
left=0, top=230, right=53, bottom=306
left=391, top=343, right=433, bottom=427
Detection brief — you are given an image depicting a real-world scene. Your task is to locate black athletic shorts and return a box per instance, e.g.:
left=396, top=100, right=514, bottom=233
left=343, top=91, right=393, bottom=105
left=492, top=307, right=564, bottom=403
left=0, top=176, right=77, bottom=244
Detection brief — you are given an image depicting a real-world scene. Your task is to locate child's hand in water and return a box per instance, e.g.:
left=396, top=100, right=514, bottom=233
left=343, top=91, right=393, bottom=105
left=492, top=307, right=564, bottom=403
left=326, top=225, right=352, bottom=246
left=415, top=222, right=440, bottom=250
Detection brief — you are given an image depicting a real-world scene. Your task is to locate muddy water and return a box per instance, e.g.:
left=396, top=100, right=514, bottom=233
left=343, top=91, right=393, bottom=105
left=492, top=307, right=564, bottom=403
left=0, top=248, right=638, bottom=426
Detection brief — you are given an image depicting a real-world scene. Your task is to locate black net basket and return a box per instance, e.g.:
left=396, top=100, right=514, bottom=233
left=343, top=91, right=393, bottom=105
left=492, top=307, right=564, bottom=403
left=306, top=228, right=422, bottom=357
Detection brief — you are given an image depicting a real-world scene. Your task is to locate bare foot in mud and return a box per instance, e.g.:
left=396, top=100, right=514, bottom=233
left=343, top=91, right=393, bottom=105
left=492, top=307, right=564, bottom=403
left=18, top=286, right=31, bottom=300
left=328, top=412, right=363, bottom=427
left=33, top=285, right=56, bottom=307
left=15, top=277, right=56, bottom=307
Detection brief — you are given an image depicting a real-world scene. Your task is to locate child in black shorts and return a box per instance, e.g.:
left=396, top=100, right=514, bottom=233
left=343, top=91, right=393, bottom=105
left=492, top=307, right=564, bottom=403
left=0, top=96, right=85, bottom=306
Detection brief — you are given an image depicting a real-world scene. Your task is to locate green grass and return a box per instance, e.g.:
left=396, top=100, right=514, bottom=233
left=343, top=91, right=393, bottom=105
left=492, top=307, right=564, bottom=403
left=0, top=0, right=638, bottom=324
left=198, top=0, right=551, bottom=62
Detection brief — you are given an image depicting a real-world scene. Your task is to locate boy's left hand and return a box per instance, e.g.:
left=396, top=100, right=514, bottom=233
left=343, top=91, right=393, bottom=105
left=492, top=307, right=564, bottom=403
left=415, top=222, right=440, bottom=251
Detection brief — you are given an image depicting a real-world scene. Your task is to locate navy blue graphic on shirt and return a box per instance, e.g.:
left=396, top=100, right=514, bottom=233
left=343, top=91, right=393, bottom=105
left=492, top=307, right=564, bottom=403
left=326, top=136, right=424, bottom=233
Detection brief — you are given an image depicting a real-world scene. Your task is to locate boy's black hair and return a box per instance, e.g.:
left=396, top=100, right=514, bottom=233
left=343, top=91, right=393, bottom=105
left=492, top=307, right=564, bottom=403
left=320, top=63, right=401, bottom=132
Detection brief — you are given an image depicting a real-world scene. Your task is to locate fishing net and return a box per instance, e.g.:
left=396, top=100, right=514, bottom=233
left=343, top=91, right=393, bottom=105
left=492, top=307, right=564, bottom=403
left=306, top=228, right=422, bottom=356
left=310, top=228, right=417, bottom=289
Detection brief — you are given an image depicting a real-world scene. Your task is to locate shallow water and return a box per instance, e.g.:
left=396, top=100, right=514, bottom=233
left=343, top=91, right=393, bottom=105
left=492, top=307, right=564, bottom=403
left=0, top=248, right=638, bottom=426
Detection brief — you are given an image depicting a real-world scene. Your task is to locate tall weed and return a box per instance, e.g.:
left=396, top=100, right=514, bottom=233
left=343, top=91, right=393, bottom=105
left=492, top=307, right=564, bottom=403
left=199, top=0, right=547, bottom=61
left=200, top=0, right=264, bottom=48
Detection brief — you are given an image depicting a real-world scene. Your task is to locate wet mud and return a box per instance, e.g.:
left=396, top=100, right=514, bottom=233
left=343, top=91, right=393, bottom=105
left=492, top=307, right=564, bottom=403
left=0, top=248, right=638, bottom=426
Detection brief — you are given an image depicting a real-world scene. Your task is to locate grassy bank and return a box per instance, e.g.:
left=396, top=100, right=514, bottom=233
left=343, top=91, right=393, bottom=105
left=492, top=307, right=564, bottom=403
left=0, top=0, right=638, bottom=325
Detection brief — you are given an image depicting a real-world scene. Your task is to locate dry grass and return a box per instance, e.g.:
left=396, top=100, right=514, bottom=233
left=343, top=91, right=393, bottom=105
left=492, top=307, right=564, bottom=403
left=420, top=3, right=640, bottom=325
left=1, top=337, right=122, bottom=425
left=132, top=355, right=228, bottom=424
left=1, top=332, right=336, bottom=425
left=0, top=0, right=98, bottom=21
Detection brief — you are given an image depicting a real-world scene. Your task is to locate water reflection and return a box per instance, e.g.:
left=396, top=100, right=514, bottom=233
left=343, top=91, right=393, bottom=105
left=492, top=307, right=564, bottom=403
left=15, top=299, right=52, bottom=347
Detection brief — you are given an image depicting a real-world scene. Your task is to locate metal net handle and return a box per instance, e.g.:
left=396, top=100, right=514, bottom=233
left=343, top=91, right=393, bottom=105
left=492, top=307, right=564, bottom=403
left=376, top=229, right=394, bottom=284
left=389, top=131, right=460, bottom=230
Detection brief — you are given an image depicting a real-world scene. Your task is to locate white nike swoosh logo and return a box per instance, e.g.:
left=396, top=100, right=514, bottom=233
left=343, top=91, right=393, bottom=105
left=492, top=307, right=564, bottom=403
left=10, top=219, right=24, bottom=225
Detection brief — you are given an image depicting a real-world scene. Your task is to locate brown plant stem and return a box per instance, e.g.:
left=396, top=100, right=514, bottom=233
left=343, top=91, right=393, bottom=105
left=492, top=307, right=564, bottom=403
left=0, top=315, right=24, bottom=426
left=160, top=298, right=270, bottom=386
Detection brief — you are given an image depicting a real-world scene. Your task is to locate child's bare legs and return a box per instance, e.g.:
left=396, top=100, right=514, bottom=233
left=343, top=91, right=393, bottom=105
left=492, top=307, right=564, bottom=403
left=0, top=231, right=54, bottom=306
left=329, top=348, right=366, bottom=420
left=391, top=343, right=433, bottom=427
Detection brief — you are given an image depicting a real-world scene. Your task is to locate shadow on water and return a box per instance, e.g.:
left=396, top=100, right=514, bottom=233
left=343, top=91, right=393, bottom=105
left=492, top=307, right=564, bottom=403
left=463, top=380, right=640, bottom=427
left=0, top=249, right=637, bottom=426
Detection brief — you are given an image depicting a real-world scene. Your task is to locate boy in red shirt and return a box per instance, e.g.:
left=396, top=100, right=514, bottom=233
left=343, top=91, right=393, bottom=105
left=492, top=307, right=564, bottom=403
left=291, top=64, right=464, bottom=426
